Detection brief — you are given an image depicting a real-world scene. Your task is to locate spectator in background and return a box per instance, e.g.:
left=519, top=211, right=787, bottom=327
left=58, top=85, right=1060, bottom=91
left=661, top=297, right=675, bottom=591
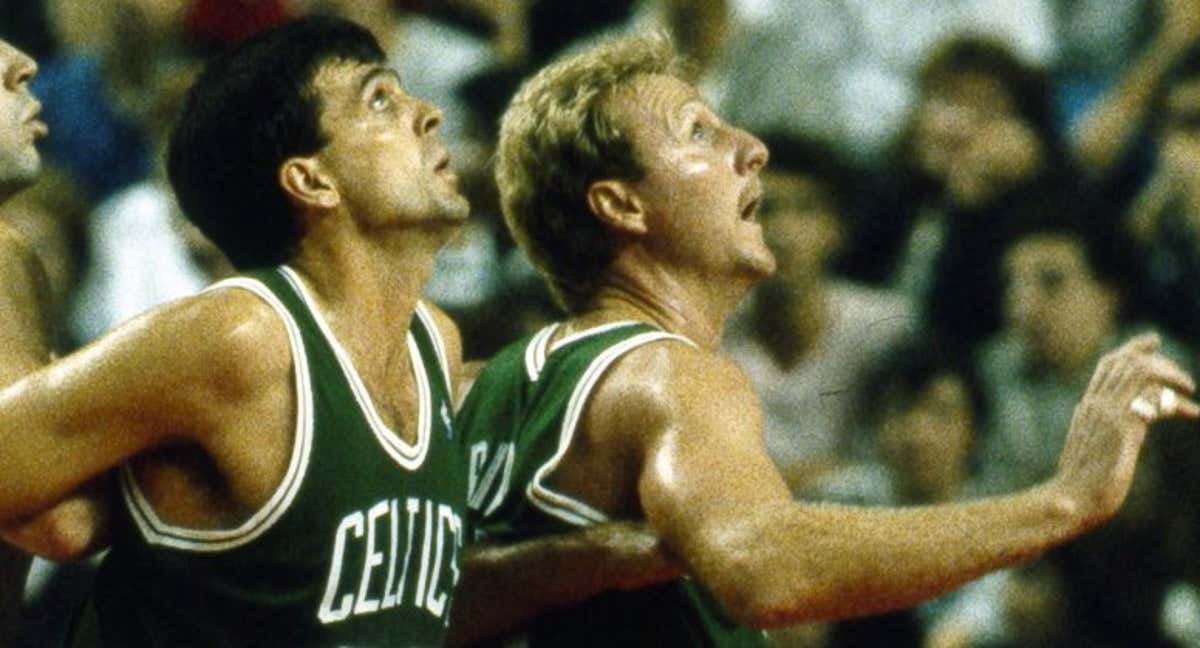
left=840, top=35, right=1080, bottom=357
left=185, top=0, right=290, bottom=49
left=1051, top=0, right=1154, bottom=131
left=714, top=0, right=1057, bottom=162
left=844, top=344, right=1069, bottom=648
left=794, top=339, right=1072, bottom=648
left=723, top=134, right=914, bottom=496
left=66, top=51, right=233, bottom=345
left=870, top=345, right=985, bottom=509
left=1131, top=41, right=1200, bottom=625
left=823, top=344, right=992, bottom=648
left=1124, top=38, right=1200, bottom=348
left=1068, top=0, right=1200, bottom=180
left=976, top=210, right=1173, bottom=492
left=656, top=0, right=730, bottom=75
left=976, top=213, right=1195, bottom=648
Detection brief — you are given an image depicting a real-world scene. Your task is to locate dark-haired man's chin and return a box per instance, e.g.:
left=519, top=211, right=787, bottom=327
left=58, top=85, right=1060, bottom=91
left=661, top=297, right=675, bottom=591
left=425, top=195, right=470, bottom=229
left=445, top=194, right=471, bottom=222
left=738, top=247, right=777, bottom=281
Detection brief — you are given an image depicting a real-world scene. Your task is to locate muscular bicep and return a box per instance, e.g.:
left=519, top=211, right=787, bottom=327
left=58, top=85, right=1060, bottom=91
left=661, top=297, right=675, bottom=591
left=0, top=291, right=283, bottom=523
left=628, top=352, right=792, bottom=602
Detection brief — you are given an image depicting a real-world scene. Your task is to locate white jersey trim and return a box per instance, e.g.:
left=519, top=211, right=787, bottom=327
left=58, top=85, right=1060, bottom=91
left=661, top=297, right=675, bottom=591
left=523, top=324, right=558, bottom=382
left=414, top=301, right=453, bottom=396
left=547, top=321, right=642, bottom=353
left=119, top=276, right=315, bottom=552
left=526, top=329, right=695, bottom=527
left=280, top=266, right=432, bottom=471
left=523, top=321, right=641, bottom=383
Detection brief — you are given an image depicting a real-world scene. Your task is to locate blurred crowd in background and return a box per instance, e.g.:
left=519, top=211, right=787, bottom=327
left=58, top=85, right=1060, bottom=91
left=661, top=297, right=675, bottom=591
left=5, top=0, right=1200, bottom=646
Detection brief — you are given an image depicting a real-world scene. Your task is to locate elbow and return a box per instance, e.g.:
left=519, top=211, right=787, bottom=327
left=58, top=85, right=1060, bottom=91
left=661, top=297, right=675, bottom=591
left=703, top=546, right=817, bottom=629
left=710, top=559, right=912, bottom=628
left=715, top=581, right=813, bottom=629
left=3, top=507, right=104, bottom=562
left=34, top=520, right=99, bottom=562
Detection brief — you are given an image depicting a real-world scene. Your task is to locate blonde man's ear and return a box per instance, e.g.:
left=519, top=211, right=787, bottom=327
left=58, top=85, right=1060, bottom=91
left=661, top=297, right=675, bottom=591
left=586, top=179, right=648, bottom=235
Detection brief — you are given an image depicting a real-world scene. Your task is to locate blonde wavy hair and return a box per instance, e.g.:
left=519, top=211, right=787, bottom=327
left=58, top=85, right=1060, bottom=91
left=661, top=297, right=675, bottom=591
left=495, top=31, right=691, bottom=312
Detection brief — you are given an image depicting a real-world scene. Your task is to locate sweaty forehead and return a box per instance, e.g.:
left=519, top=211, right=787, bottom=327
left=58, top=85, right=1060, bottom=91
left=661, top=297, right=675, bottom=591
left=609, top=73, right=702, bottom=128
left=309, top=58, right=383, bottom=100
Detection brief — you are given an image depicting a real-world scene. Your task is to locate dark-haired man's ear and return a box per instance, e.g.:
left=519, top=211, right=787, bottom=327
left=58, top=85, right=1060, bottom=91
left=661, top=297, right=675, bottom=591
left=279, top=157, right=340, bottom=211
left=587, top=180, right=647, bottom=235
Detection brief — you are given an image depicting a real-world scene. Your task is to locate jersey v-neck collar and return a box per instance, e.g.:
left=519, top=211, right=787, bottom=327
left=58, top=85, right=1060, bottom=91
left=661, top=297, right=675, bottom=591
left=279, top=266, right=431, bottom=470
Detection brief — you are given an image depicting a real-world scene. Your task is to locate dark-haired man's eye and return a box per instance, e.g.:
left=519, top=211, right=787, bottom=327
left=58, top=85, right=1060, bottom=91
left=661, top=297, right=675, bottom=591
left=370, top=90, right=390, bottom=111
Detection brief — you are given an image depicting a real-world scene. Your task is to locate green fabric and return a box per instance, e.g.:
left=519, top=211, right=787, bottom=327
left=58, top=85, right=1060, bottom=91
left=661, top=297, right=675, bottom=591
left=84, top=267, right=466, bottom=647
left=458, top=322, right=766, bottom=648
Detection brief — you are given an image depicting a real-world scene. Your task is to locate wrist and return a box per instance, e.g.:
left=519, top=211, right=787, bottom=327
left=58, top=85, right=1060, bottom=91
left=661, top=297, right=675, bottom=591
left=1031, top=480, right=1088, bottom=538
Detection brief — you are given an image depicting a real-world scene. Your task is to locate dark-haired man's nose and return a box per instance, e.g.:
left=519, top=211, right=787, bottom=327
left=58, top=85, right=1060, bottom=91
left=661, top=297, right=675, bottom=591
left=737, top=131, right=769, bottom=176
left=1, top=44, right=37, bottom=91
left=417, top=102, right=442, bottom=136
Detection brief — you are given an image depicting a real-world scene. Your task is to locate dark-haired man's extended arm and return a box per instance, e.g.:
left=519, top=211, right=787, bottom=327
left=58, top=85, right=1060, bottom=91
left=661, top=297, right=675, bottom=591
left=0, top=288, right=296, bottom=526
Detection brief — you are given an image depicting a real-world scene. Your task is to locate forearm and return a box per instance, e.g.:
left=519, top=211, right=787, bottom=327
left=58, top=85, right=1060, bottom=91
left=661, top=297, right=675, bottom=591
left=447, top=521, right=679, bottom=646
left=639, top=333, right=1193, bottom=629
left=695, top=484, right=1078, bottom=628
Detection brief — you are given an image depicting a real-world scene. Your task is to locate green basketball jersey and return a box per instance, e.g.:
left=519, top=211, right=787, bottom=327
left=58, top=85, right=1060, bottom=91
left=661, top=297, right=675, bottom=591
left=457, top=321, right=767, bottom=648
left=84, top=266, right=467, bottom=647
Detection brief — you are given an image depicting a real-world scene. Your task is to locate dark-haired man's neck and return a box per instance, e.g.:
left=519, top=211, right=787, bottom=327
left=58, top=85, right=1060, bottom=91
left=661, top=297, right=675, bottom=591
left=289, top=219, right=445, bottom=340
